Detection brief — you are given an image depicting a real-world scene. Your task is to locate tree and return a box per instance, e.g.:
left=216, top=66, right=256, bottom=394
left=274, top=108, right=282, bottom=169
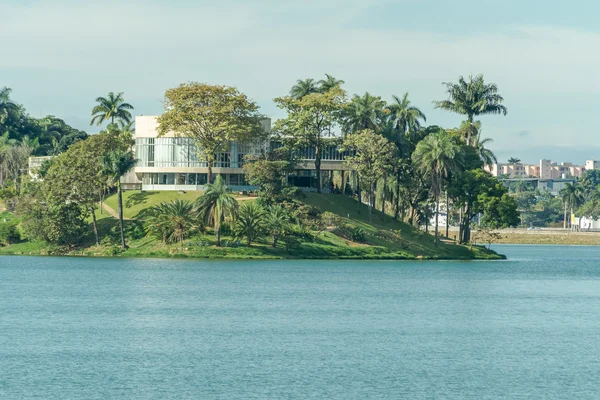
left=412, top=129, right=461, bottom=244
left=2, top=142, right=33, bottom=195
left=559, top=183, right=584, bottom=229
left=158, top=83, right=265, bottom=184
left=475, top=137, right=497, bottom=167
left=145, top=200, right=198, bottom=245
left=290, top=78, right=319, bottom=99
left=274, top=87, right=345, bottom=194
left=434, top=74, right=507, bottom=146
left=341, top=92, right=387, bottom=134
left=0, top=87, right=19, bottom=134
left=195, top=175, right=239, bottom=246
left=264, top=205, right=289, bottom=247
left=234, top=201, right=265, bottom=246
left=318, top=74, right=345, bottom=93
left=507, top=157, right=521, bottom=164
left=102, top=150, right=137, bottom=250
left=387, top=92, right=426, bottom=141
left=341, top=129, right=397, bottom=221
left=449, top=169, right=511, bottom=243
left=90, top=92, right=134, bottom=126
left=44, top=133, right=121, bottom=246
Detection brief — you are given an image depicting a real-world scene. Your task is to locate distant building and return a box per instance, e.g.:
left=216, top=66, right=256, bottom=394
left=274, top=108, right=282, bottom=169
left=487, top=159, right=594, bottom=180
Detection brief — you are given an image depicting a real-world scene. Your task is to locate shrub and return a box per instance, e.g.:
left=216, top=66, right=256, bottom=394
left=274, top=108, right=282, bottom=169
left=0, top=221, right=20, bottom=245
left=351, top=227, right=366, bottom=242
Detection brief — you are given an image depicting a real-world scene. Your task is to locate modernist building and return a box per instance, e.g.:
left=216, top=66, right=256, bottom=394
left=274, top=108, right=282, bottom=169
left=133, top=116, right=352, bottom=191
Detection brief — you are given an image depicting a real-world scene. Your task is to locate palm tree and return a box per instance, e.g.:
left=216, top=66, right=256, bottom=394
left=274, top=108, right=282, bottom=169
left=289, top=79, right=319, bottom=99
left=387, top=92, right=426, bottom=141
left=475, top=137, right=497, bottom=167
left=412, top=129, right=461, bottom=245
left=342, top=92, right=387, bottom=134
left=195, top=175, right=239, bottom=246
left=234, top=201, right=265, bottom=246
left=90, top=92, right=134, bottom=126
left=318, top=74, right=345, bottom=93
left=0, top=87, right=17, bottom=127
left=102, top=150, right=137, bottom=250
left=507, top=157, right=521, bottom=164
left=434, top=74, right=507, bottom=146
left=264, top=205, right=289, bottom=247
left=145, top=200, right=198, bottom=245
left=559, top=183, right=584, bottom=229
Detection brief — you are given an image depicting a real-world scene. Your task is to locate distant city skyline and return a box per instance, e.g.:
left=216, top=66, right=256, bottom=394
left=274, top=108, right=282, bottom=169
left=3, top=0, right=600, bottom=161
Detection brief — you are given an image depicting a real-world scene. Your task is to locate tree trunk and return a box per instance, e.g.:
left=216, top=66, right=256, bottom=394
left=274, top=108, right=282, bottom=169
left=356, top=173, right=361, bottom=212
left=272, top=235, right=277, bottom=247
left=394, top=175, right=400, bottom=220
left=445, top=191, right=450, bottom=239
left=434, top=192, right=440, bottom=245
left=459, top=207, right=464, bottom=243
left=315, top=146, right=322, bottom=194
left=91, top=208, right=100, bottom=246
left=216, top=224, right=221, bottom=247
left=380, top=175, right=386, bottom=221
left=369, top=182, right=375, bottom=222
left=466, top=115, right=474, bottom=146
left=117, top=181, right=126, bottom=250
left=563, top=201, right=567, bottom=229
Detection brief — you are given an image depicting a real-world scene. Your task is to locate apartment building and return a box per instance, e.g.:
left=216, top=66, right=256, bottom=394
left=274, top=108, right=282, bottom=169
left=488, top=159, right=590, bottom=179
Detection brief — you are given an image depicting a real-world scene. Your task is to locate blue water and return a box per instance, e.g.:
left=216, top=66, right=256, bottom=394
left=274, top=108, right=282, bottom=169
left=1, top=245, right=600, bottom=399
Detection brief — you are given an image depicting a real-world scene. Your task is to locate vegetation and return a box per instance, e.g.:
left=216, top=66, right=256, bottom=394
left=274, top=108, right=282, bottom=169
left=0, top=74, right=518, bottom=260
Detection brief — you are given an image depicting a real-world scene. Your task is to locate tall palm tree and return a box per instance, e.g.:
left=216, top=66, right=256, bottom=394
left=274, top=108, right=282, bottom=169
left=102, top=150, right=137, bottom=250
left=475, top=137, right=497, bottom=167
left=434, top=74, right=507, bottom=146
left=318, top=74, right=345, bottom=93
left=412, top=129, right=461, bottom=245
left=559, top=183, right=584, bottom=229
left=195, top=175, right=239, bottom=246
left=342, top=92, right=387, bottom=134
left=90, top=92, right=134, bottom=126
left=289, top=79, right=319, bottom=99
left=387, top=92, right=426, bottom=141
left=507, top=157, right=521, bottom=164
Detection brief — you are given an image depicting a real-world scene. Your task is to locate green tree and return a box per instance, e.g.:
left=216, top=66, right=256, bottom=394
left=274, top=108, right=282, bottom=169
left=145, top=200, right=198, bottom=245
left=158, top=83, right=265, bottom=184
left=341, top=129, right=397, bottom=221
left=90, top=92, right=134, bottom=126
left=274, top=87, right=345, bottom=193
left=264, top=205, right=290, bottom=247
left=412, top=129, right=461, bottom=244
left=507, top=157, right=521, bottom=164
left=318, top=74, right=345, bottom=93
left=475, top=137, right=497, bottom=167
left=387, top=92, right=426, bottom=141
left=559, top=183, right=584, bottom=229
left=102, top=150, right=137, bottom=250
left=341, top=92, right=387, bottom=134
left=234, top=201, right=265, bottom=246
left=434, top=75, right=507, bottom=146
left=195, top=175, right=239, bottom=246
left=45, top=133, right=121, bottom=246
left=290, top=78, right=319, bottom=99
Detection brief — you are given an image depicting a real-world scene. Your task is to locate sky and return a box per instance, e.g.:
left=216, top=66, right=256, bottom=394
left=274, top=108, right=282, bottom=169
left=2, top=0, right=600, bottom=164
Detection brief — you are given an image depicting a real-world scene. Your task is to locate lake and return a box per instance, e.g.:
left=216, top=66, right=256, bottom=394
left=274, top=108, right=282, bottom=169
left=1, top=245, right=600, bottom=399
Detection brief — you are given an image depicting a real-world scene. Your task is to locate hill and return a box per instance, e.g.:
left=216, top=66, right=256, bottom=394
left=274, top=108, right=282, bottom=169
left=0, top=191, right=503, bottom=260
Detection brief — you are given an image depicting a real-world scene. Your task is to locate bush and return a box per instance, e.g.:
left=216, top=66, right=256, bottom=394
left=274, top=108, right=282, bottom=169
left=351, top=227, right=366, bottom=242
left=0, top=221, right=20, bottom=245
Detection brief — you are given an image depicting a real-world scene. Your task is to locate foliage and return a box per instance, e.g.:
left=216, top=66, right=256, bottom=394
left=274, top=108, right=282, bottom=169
left=243, top=149, right=297, bottom=204
left=234, top=201, right=265, bottom=246
left=274, top=86, right=345, bottom=193
left=264, top=205, right=290, bottom=247
left=434, top=74, right=507, bottom=146
left=90, top=92, right=134, bottom=126
left=158, top=83, right=265, bottom=183
left=195, top=175, right=239, bottom=246
left=0, top=219, right=20, bottom=245
left=341, top=92, right=388, bottom=134
left=145, top=200, right=199, bottom=245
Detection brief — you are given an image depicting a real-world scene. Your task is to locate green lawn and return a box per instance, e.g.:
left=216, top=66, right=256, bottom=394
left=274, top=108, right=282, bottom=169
left=104, top=190, right=203, bottom=219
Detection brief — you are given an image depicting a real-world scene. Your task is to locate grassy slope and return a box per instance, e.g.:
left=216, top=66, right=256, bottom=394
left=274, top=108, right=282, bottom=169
left=0, top=191, right=502, bottom=260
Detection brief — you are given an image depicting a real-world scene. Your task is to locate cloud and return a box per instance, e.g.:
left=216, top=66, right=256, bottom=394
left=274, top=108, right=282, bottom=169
left=2, top=0, right=600, bottom=160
